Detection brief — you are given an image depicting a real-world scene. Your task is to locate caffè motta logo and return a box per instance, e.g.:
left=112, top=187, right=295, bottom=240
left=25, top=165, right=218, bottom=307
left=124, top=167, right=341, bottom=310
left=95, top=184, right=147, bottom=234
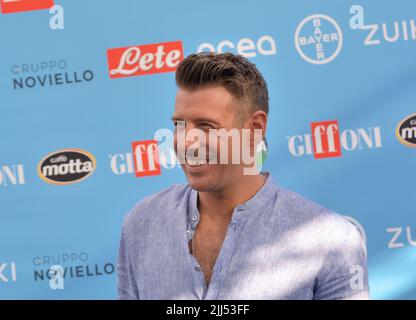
left=38, top=148, right=96, bottom=185
left=396, top=113, right=416, bottom=148
left=295, top=14, right=343, bottom=65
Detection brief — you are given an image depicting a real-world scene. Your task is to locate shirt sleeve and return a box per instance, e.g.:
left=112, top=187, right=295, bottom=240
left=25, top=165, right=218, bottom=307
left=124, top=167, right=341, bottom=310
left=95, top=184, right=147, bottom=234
left=117, top=220, right=140, bottom=300
left=314, top=217, right=370, bottom=300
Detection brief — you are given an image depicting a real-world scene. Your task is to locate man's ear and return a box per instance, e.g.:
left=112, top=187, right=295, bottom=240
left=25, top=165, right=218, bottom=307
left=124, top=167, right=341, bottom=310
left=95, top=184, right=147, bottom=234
left=248, top=110, right=268, bottom=147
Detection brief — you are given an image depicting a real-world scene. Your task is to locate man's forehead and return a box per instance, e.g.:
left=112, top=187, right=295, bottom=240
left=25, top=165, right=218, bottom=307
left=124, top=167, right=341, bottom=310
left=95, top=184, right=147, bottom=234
left=171, top=110, right=222, bottom=125
left=175, top=86, right=234, bottom=108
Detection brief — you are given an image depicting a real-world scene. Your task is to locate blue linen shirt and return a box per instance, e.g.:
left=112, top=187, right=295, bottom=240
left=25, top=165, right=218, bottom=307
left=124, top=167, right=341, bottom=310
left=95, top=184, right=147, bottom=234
left=118, top=173, right=369, bottom=300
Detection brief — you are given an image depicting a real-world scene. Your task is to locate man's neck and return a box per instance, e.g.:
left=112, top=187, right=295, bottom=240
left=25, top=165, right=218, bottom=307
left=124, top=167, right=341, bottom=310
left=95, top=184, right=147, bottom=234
left=197, top=173, right=267, bottom=222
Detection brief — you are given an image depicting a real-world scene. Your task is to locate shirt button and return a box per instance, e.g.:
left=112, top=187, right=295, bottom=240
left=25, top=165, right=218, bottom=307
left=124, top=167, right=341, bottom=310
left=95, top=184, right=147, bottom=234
left=195, top=266, right=201, bottom=271
left=192, top=216, right=198, bottom=222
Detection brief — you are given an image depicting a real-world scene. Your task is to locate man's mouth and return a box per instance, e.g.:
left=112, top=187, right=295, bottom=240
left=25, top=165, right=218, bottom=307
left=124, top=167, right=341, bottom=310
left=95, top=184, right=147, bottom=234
left=186, top=158, right=205, bottom=166
left=185, top=155, right=216, bottom=168
left=185, top=157, right=210, bottom=166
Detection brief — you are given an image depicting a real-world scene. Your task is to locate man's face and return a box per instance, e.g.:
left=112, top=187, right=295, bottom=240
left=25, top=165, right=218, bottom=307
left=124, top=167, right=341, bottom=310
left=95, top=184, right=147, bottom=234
left=172, top=86, right=246, bottom=192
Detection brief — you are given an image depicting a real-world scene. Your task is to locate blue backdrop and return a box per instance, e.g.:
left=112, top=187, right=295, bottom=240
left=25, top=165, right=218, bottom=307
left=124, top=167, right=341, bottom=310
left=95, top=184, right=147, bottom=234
left=0, top=0, right=415, bottom=299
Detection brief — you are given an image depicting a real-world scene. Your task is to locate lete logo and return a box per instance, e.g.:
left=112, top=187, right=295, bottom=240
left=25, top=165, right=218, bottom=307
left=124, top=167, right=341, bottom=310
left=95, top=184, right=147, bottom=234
left=107, top=40, right=183, bottom=79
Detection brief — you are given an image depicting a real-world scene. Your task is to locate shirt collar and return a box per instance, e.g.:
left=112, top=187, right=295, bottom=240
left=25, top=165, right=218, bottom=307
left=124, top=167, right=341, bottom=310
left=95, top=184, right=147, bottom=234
left=187, top=172, right=277, bottom=230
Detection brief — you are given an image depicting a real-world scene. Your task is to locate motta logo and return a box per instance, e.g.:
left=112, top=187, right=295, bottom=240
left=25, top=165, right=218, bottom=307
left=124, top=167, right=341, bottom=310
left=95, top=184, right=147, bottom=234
left=38, top=148, right=96, bottom=185
left=0, top=0, right=53, bottom=14
left=107, top=40, right=183, bottom=79
left=287, top=120, right=382, bottom=158
left=396, top=113, right=416, bottom=148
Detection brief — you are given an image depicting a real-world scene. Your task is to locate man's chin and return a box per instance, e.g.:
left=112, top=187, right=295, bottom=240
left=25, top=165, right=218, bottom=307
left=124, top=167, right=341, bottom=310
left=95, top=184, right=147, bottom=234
left=186, top=176, right=213, bottom=191
left=182, top=163, right=221, bottom=191
left=183, top=171, right=217, bottom=191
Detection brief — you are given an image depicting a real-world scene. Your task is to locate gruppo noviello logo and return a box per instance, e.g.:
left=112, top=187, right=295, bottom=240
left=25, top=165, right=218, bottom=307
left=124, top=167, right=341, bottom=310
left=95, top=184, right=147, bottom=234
left=295, top=14, right=343, bottom=64
left=37, top=148, right=96, bottom=185
left=396, top=113, right=416, bottom=148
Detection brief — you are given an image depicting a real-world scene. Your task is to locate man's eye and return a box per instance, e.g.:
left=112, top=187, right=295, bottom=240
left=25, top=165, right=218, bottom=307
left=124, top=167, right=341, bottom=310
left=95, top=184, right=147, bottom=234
left=199, top=123, right=214, bottom=130
left=173, top=121, right=185, bottom=128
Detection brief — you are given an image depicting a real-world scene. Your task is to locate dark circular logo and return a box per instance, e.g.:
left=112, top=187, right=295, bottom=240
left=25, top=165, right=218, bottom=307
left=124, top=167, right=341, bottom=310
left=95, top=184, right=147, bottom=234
left=396, top=113, right=416, bottom=148
left=38, top=148, right=96, bottom=185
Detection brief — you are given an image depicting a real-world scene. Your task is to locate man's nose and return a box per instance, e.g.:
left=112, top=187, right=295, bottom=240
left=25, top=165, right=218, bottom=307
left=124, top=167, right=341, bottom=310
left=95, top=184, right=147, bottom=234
left=184, top=126, right=204, bottom=151
left=174, top=123, right=202, bottom=150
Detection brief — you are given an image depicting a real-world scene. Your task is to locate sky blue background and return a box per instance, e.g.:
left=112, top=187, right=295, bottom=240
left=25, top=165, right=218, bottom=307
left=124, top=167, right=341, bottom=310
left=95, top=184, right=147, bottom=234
left=0, top=0, right=415, bottom=299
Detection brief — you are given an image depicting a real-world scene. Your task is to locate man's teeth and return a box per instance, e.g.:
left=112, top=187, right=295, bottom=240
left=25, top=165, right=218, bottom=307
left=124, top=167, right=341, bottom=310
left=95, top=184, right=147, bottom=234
left=186, top=158, right=207, bottom=166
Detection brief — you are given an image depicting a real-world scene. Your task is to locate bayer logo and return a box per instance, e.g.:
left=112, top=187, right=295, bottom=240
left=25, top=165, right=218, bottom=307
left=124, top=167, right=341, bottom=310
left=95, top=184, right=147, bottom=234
left=295, top=14, right=343, bottom=65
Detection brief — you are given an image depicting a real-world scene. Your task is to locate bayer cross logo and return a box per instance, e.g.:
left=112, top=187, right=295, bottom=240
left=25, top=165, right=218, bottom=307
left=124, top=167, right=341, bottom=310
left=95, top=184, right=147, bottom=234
left=295, top=14, right=343, bottom=65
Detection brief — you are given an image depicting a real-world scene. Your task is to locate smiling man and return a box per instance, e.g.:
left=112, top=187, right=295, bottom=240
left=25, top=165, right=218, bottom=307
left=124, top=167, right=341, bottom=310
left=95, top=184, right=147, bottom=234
left=117, top=52, right=369, bottom=300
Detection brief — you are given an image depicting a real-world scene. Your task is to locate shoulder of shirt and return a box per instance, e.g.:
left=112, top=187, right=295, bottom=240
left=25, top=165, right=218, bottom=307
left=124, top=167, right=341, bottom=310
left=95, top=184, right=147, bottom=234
left=122, top=183, right=190, bottom=229
left=274, top=184, right=366, bottom=247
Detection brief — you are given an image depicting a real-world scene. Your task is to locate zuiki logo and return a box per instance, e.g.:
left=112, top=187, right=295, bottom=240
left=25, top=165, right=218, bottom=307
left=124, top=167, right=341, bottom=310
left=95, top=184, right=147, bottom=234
left=362, top=20, right=416, bottom=46
left=0, top=262, right=17, bottom=282
left=349, top=6, right=416, bottom=46
left=396, top=113, right=416, bottom=148
left=387, top=226, right=416, bottom=249
left=0, top=0, right=53, bottom=14
left=287, top=120, right=382, bottom=158
left=38, top=148, right=96, bottom=185
left=107, top=40, right=183, bottom=79
left=295, top=14, right=343, bottom=64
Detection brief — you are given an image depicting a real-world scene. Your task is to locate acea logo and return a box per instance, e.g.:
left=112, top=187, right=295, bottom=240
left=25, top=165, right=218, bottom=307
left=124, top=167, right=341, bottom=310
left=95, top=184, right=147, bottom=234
left=396, top=113, right=416, bottom=148
left=295, top=14, right=343, bottom=64
left=197, top=35, right=277, bottom=58
left=37, top=148, right=96, bottom=185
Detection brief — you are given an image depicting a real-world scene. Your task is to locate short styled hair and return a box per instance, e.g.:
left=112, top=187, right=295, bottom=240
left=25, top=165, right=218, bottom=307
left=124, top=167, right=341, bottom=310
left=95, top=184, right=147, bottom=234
left=175, top=52, right=269, bottom=122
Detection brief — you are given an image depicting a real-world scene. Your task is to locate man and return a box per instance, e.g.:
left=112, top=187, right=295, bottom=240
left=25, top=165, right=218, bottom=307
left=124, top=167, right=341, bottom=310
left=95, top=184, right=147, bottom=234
left=118, top=52, right=369, bottom=300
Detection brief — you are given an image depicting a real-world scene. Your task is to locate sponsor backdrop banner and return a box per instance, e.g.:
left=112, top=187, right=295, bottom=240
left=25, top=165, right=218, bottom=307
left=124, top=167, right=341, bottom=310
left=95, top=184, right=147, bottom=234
left=0, top=0, right=415, bottom=299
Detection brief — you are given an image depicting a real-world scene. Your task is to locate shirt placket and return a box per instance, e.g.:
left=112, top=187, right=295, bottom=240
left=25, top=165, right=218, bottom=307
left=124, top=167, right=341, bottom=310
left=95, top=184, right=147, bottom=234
left=187, top=210, right=208, bottom=299
left=203, top=207, right=244, bottom=300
